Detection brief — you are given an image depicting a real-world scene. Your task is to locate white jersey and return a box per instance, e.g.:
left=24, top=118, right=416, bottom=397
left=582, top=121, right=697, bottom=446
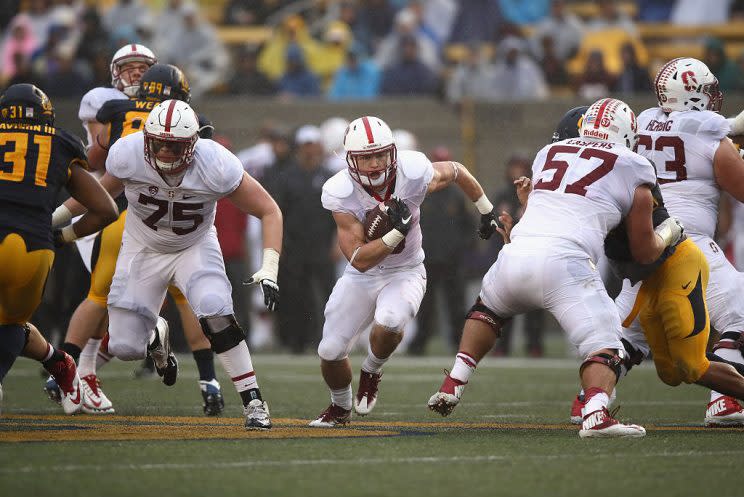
left=512, top=138, right=656, bottom=262
left=321, top=150, right=434, bottom=275
left=106, top=133, right=244, bottom=253
left=78, top=86, right=127, bottom=147
left=636, top=108, right=730, bottom=239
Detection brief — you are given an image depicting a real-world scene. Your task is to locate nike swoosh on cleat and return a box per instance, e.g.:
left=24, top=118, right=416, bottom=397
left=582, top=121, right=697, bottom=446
left=89, top=397, right=102, bottom=408
left=70, top=388, right=81, bottom=405
left=682, top=281, right=691, bottom=289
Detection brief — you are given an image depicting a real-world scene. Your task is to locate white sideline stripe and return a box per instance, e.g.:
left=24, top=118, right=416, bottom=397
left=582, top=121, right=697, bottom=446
left=7, top=450, right=744, bottom=474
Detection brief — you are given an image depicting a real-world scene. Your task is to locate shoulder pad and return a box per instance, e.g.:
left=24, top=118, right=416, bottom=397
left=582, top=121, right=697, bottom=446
left=79, top=87, right=126, bottom=121
left=96, top=99, right=133, bottom=124
left=322, top=170, right=354, bottom=199
left=56, top=128, right=88, bottom=162
left=397, top=150, right=430, bottom=180
left=698, top=111, right=730, bottom=138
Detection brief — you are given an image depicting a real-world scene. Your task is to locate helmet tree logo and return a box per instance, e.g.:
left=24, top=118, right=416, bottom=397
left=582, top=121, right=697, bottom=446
left=681, top=71, right=698, bottom=92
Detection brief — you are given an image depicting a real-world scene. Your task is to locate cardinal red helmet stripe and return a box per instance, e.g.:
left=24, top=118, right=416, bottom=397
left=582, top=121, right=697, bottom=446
left=361, top=116, right=374, bottom=144
left=163, top=100, right=177, bottom=132
left=593, top=98, right=611, bottom=129
left=131, top=43, right=137, bottom=52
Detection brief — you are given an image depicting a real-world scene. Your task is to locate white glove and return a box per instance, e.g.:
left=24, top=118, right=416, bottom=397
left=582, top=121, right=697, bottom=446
left=243, top=248, right=280, bottom=311
left=655, top=217, right=684, bottom=247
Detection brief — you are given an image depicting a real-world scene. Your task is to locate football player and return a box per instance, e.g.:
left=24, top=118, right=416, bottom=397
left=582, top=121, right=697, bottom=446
left=428, top=98, right=687, bottom=438
left=57, top=100, right=281, bottom=430
left=568, top=58, right=744, bottom=427
left=39, top=44, right=156, bottom=414
left=48, top=64, right=224, bottom=416
left=309, top=116, right=498, bottom=427
left=0, top=84, right=118, bottom=414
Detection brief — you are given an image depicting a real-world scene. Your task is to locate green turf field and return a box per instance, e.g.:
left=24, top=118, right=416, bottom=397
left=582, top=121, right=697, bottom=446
left=1, top=353, right=741, bottom=497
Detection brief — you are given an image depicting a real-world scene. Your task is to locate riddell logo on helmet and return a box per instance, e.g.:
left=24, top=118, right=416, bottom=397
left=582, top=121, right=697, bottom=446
left=582, top=129, right=609, bottom=140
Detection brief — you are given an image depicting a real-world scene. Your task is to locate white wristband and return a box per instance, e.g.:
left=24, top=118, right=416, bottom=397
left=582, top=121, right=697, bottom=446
left=52, top=204, right=73, bottom=228
left=61, top=224, right=78, bottom=243
left=261, top=248, right=280, bottom=282
left=474, top=194, right=494, bottom=215
left=381, top=229, right=405, bottom=249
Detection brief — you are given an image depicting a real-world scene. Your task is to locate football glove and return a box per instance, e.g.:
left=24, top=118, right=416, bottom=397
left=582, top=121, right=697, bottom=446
left=655, top=217, right=684, bottom=247
left=478, top=209, right=499, bottom=240
left=387, top=196, right=412, bottom=235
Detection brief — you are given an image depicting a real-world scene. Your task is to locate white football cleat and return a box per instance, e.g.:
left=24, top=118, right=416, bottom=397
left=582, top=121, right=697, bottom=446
left=579, top=408, right=645, bottom=438
left=48, top=352, right=84, bottom=415
left=428, top=373, right=467, bottom=417
left=80, top=374, right=115, bottom=414
left=354, top=370, right=382, bottom=416
left=309, top=404, right=352, bottom=427
left=244, top=399, right=272, bottom=430
left=570, top=393, right=585, bottom=425
left=704, top=396, right=744, bottom=427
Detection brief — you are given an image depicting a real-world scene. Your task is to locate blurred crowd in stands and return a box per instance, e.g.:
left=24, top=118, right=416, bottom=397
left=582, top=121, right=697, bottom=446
left=4, top=0, right=744, bottom=102
left=8, top=0, right=744, bottom=358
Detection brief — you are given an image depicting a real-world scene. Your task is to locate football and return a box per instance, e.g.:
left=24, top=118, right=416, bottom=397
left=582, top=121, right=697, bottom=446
left=363, top=201, right=405, bottom=254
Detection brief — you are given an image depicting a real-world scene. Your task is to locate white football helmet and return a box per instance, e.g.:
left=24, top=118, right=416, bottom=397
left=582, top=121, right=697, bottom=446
left=654, top=57, right=723, bottom=113
left=111, top=44, right=157, bottom=97
left=579, top=97, right=638, bottom=149
left=144, top=100, right=199, bottom=174
left=344, top=116, right=397, bottom=189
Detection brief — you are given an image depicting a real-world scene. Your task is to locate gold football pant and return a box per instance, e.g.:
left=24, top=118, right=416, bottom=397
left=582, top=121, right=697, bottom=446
left=0, top=233, right=54, bottom=324
left=624, top=239, right=710, bottom=385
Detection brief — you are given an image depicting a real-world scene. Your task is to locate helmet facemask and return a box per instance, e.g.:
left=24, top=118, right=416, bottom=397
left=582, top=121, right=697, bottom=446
left=703, top=79, right=723, bottom=112
left=144, top=132, right=197, bottom=175
left=346, top=144, right=397, bottom=190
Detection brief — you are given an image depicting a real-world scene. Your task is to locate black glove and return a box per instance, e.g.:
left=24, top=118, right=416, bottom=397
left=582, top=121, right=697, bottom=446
left=52, top=229, right=66, bottom=248
left=478, top=209, right=499, bottom=240
left=243, top=274, right=279, bottom=312
left=258, top=279, right=279, bottom=312
left=387, top=196, right=412, bottom=235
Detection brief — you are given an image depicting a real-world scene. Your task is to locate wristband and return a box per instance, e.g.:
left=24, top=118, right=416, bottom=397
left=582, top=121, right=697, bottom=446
left=61, top=225, right=78, bottom=243
left=381, top=229, right=405, bottom=249
left=52, top=204, right=73, bottom=227
left=474, top=194, right=494, bottom=215
left=261, top=248, right=280, bottom=282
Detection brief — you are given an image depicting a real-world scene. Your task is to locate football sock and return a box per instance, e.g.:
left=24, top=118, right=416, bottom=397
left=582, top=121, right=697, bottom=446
left=78, top=339, right=100, bottom=377
left=331, top=386, right=353, bottom=410
left=0, top=324, right=27, bottom=383
left=710, top=343, right=743, bottom=401
left=192, top=348, right=216, bottom=382
left=361, top=350, right=386, bottom=374
left=450, top=351, right=477, bottom=383
left=60, top=342, right=81, bottom=363
left=583, top=387, right=609, bottom=415
left=41, top=344, right=65, bottom=372
left=96, top=333, right=113, bottom=369
left=215, top=340, right=259, bottom=407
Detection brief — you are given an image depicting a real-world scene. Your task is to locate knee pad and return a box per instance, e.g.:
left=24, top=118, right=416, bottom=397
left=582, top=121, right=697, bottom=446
left=199, top=315, right=245, bottom=353
left=374, top=308, right=407, bottom=332
left=465, top=298, right=508, bottom=336
left=580, top=350, right=624, bottom=382
left=317, top=336, right=349, bottom=362
left=107, top=335, right=146, bottom=361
